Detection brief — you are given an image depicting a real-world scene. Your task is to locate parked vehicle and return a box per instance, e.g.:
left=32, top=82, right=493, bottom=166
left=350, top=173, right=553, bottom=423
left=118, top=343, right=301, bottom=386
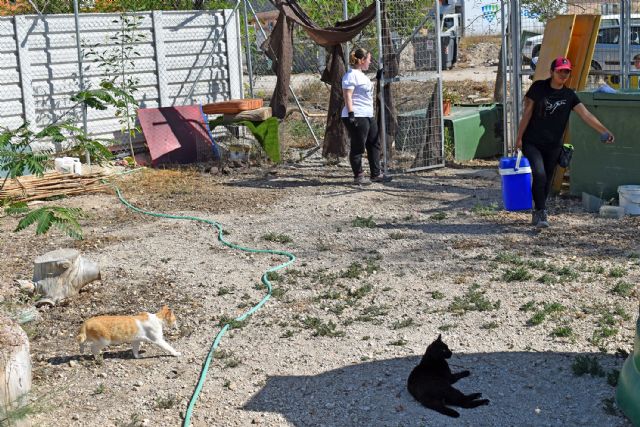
left=592, top=24, right=640, bottom=71
left=522, top=14, right=640, bottom=64
left=441, top=13, right=461, bottom=68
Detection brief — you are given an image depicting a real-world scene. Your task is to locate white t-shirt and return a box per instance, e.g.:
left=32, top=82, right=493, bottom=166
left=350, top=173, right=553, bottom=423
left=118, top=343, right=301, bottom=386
left=341, top=69, right=374, bottom=118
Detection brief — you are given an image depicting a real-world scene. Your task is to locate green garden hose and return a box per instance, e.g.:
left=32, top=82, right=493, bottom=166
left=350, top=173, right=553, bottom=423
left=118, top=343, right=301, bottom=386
left=108, top=172, right=296, bottom=427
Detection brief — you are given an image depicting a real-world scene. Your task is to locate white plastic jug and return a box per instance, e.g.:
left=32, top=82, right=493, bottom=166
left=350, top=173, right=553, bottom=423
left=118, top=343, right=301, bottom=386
left=54, top=157, right=81, bottom=174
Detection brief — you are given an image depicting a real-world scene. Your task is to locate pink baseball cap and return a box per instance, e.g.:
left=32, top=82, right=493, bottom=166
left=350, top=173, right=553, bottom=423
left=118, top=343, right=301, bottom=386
left=552, top=56, right=572, bottom=71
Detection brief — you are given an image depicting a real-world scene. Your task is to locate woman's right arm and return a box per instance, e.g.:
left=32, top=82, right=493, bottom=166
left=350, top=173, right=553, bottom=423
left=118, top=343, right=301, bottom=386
left=516, top=97, right=535, bottom=150
left=343, top=89, right=354, bottom=113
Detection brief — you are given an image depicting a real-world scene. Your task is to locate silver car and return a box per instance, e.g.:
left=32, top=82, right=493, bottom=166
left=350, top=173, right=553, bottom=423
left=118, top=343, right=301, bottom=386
left=591, top=25, right=640, bottom=71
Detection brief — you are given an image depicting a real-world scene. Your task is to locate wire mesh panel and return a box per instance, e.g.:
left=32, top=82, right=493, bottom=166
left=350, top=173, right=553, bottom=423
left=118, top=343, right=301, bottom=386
left=377, top=0, right=444, bottom=172
left=244, top=0, right=330, bottom=154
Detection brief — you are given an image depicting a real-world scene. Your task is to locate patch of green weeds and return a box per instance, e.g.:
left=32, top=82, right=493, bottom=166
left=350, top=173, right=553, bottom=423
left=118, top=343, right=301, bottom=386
left=607, top=369, right=620, bottom=387
left=316, top=290, right=341, bottom=301
left=431, top=212, right=447, bottom=221
left=217, top=287, right=232, bottom=296
left=389, top=338, right=408, bottom=346
left=262, top=232, right=293, bottom=244
left=224, top=358, right=240, bottom=368
left=448, top=283, right=500, bottom=314
left=271, top=287, right=287, bottom=299
left=311, top=269, right=338, bottom=286
left=362, top=335, right=370, bottom=340
left=495, top=252, right=524, bottom=265
left=348, top=283, right=373, bottom=299
left=572, top=355, right=605, bottom=377
left=431, top=291, right=445, bottom=300
left=281, top=330, right=294, bottom=338
left=155, top=394, right=176, bottom=409
left=537, top=274, right=557, bottom=285
left=556, top=266, right=578, bottom=282
left=502, top=266, right=532, bottom=282
left=471, top=203, right=499, bottom=216
left=438, top=324, right=456, bottom=331
left=391, top=318, right=414, bottom=330
left=218, top=315, right=249, bottom=329
left=519, top=301, right=536, bottom=312
left=93, top=384, right=106, bottom=395
left=356, top=305, right=389, bottom=323
left=266, top=271, right=281, bottom=282
left=526, top=259, right=548, bottom=270
left=481, top=321, right=499, bottom=330
left=352, top=216, right=376, bottom=228
left=611, top=281, right=634, bottom=297
left=341, top=262, right=366, bottom=279
left=550, top=325, right=573, bottom=338
left=302, top=317, right=345, bottom=337
left=609, top=266, right=627, bottom=278
left=527, top=302, right=565, bottom=326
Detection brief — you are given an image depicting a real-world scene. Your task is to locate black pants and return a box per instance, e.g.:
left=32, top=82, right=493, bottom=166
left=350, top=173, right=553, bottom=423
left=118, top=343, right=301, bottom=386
left=342, top=117, right=381, bottom=178
left=522, top=143, right=562, bottom=210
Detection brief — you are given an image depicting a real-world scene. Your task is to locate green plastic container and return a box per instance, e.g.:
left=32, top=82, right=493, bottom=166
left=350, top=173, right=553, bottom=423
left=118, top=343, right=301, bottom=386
left=444, top=104, right=503, bottom=161
left=569, top=91, right=640, bottom=200
left=616, top=310, right=640, bottom=425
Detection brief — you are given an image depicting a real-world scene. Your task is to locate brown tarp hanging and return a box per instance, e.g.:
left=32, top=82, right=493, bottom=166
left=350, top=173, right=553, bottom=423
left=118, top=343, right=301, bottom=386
left=262, top=0, right=377, bottom=157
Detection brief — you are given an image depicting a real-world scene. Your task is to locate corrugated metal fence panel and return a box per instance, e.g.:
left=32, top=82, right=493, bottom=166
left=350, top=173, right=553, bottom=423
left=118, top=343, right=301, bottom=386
left=0, top=17, right=22, bottom=129
left=0, top=10, right=242, bottom=144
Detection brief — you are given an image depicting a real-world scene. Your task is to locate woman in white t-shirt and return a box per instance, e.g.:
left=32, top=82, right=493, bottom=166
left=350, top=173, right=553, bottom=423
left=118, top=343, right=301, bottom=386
left=342, top=47, right=383, bottom=184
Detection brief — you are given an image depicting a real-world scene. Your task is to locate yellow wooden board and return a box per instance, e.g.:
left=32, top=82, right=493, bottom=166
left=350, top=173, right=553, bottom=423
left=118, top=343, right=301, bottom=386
left=534, top=15, right=575, bottom=81
left=566, top=15, right=601, bottom=90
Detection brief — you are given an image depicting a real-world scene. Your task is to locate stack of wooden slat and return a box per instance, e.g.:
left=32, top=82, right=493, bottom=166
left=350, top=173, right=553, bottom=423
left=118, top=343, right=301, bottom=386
left=0, top=172, right=110, bottom=202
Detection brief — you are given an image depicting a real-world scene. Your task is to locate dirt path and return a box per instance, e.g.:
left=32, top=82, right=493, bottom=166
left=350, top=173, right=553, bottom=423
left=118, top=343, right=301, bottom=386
left=1, top=159, right=638, bottom=427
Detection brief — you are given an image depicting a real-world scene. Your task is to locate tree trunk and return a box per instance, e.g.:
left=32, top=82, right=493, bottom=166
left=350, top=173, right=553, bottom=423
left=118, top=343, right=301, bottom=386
left=0, top=316, right=31, bottom=427
left=32, top=249, right=101, bottom=306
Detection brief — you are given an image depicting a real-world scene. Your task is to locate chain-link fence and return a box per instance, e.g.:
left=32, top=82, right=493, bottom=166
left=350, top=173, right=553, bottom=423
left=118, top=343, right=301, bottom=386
left=377, top=0, right=444, bottom=173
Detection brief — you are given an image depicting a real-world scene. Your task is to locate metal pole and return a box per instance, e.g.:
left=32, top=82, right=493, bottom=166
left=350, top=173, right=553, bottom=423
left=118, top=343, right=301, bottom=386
left=182, top=0, right=243, bottom=105
left=622, top=0, right=631, bottom=89
left=501, top=0, right=509, bottom=155
left=245, top=0, right=320, bottom=147
left=242, top=0, right=254, bottom=98
left=73, top=0, right=90, bottom=167
left=375, top=0, right=388, bottom=176
left=435, top=0, right=444, bottom=165
left=510, top=0, right=521, bottom=154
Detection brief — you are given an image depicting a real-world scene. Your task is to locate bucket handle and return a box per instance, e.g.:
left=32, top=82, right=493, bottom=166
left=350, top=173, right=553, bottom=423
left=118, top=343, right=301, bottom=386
left=515, top=149, right=522, bottom=171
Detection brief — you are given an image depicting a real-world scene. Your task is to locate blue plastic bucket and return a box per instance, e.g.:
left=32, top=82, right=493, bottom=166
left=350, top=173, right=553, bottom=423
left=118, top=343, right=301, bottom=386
left=499, top=152, right=532, bottom=211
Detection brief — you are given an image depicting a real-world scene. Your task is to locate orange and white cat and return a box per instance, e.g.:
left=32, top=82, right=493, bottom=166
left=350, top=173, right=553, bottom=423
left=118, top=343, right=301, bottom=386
left=77, top=305, right=181, bottom=360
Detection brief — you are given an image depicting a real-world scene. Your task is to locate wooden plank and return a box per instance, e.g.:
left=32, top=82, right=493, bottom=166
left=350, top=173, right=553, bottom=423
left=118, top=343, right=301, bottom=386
left=552, top=15, right=601, bottom=195
left=566, top=15, right=601, bottom=90
left=534, top=15, right=575, bottom=82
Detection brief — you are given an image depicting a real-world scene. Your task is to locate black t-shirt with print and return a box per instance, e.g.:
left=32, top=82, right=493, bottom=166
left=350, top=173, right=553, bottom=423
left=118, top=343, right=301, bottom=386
left=522, top=78, right=582, bottom=147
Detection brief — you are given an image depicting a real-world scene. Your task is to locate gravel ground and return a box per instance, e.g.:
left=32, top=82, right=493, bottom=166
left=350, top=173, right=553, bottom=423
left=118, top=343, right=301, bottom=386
left=1, top=158, right=639, bottom=427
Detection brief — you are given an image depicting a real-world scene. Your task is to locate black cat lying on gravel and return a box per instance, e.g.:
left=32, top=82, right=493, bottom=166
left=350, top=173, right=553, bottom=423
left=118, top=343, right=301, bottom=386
left=407, top=334, right=489, bottom=417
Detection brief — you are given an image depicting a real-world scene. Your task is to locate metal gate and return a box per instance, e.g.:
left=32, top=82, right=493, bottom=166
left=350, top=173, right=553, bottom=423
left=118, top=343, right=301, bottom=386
left=376, top=0, right=444, bottom=173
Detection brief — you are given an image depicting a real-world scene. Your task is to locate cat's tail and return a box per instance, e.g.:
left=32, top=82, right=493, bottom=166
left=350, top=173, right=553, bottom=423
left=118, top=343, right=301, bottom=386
left=76, top=324, right=87, bottom=344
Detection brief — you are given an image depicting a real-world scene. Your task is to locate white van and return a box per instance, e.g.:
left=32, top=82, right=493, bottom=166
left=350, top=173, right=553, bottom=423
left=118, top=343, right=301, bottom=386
left=522, top=14, right=640, bottom=63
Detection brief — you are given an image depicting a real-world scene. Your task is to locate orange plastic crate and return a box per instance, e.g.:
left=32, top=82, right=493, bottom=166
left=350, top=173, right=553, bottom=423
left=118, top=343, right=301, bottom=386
left=202, top=99, right=263, bottom=115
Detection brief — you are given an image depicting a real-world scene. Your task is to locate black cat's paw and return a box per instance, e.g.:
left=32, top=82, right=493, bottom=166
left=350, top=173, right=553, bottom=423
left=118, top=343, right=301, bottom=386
left=458, top=370, right=471, bottom=378
left=478, top=399, right=490, bottom=406
left=467, top=393, right=483, bottom=400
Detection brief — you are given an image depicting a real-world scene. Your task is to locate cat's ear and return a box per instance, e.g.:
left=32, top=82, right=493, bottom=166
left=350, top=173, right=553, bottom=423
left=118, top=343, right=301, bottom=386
left=437, top=334, right=442, bottom=341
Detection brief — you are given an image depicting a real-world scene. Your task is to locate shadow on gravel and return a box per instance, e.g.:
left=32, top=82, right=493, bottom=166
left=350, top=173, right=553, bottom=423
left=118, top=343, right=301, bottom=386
left=244, top=351, right=630, bottom=427
left=379, top=222, right=533, bottom=236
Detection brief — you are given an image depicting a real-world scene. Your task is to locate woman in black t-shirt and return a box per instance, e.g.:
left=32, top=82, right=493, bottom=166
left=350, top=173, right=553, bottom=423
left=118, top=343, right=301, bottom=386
left=516, top=56, right=615, bottom=228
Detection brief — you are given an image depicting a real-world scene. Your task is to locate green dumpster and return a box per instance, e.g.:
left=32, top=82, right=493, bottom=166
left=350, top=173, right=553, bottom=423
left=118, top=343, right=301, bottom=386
left=616, top=310, right=640, bottom=425
left=569, top=91, right=640, bottom=200
left=395, top=104, right=503, bottom=161
left=445, top=104, right=503, bottom=161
